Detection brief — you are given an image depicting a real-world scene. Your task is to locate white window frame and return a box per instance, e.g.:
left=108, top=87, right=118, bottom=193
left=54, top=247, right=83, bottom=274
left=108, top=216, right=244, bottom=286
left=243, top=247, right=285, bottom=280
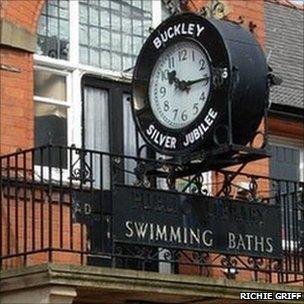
left=33, top=65, right=73, bottom=181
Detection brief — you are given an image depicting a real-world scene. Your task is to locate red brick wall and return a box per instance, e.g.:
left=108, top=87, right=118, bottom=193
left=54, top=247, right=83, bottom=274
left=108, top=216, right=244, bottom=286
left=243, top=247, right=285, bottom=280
left=0, top=0, right=45, bottom=34
left=0, top=0, right=46, bottom=155
left=0, top=48, right=34, bottom=154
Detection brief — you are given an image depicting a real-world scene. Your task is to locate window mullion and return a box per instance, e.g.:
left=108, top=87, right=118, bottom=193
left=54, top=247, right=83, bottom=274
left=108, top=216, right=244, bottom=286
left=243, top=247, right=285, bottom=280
left=152, top=0, right=162, bottom=28
left=70, top=0, right=79, bottom=64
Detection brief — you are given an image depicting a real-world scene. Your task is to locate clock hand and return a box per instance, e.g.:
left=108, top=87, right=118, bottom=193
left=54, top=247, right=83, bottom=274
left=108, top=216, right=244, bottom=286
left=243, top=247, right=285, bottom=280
left=184, top=76, right=210, bottom=87
left=167, top=70, right=184, bottom=91
left=167, top=70, right=177, bottom=85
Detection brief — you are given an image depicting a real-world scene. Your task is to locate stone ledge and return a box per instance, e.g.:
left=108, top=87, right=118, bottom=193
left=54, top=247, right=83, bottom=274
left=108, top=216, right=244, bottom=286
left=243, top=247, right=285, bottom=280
left=0, top=19, right=36, bottom=53
left=1, top=263, right=303, bottom=304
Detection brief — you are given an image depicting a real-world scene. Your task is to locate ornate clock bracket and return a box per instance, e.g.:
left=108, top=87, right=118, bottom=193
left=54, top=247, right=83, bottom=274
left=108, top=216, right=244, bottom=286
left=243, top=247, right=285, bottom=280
left=162, top=0, right=258, bottom=34
left=198, top=0, right=230, bottom=20
left=212, top=67, right=229, bottom=88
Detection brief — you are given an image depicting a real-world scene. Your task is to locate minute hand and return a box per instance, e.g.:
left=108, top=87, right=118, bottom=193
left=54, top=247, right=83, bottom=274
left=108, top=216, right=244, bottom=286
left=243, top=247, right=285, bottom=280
left=184, top=76, right=210, bottom=87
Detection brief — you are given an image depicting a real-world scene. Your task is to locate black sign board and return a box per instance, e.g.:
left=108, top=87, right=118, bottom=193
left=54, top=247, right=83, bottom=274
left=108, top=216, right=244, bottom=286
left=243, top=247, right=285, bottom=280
left=113, top=186, right=283, bottom=259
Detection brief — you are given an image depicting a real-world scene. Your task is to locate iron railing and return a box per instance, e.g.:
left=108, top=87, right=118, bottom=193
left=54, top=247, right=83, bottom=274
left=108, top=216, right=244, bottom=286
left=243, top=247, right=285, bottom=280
left=0, top=145, right=303, bottom=284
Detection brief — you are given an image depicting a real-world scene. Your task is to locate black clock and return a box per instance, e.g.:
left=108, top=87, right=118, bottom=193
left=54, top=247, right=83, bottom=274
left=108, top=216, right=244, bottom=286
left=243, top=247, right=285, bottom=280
left=132, top=13, right=268, bottom=155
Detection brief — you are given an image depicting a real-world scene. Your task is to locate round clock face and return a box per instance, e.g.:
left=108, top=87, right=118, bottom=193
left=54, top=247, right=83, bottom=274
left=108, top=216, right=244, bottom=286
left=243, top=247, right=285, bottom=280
left=149, top=41, right=211, bottom=130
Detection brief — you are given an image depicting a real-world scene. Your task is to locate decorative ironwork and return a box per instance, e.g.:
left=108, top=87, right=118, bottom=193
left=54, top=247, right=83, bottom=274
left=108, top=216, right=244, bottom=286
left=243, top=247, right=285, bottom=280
left=0, top=145, right=303, bottom=285
left=70, top=149, right=93, bottom=184
left=199, top=0, right=230, bottom=20
left=134, top=161, right=151, bottom=188
left=162, top=0, right=189, bottom=15
left=249, top=21, right=258, bottom=33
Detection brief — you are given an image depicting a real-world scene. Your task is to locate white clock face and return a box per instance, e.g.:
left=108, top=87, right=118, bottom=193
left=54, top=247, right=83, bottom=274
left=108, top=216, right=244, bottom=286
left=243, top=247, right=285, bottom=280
left=149, top=41, right=211, bottom=130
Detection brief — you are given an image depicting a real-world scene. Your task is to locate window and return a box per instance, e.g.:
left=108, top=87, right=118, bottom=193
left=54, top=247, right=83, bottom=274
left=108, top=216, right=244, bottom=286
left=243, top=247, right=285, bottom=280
left=79, top=0, right=153, bottom=70
left=34, top=68, right=70, bottom=167
left=269, top=138, right=304, bottom=251
left=270, top=141, right=304, bottom=182
left=36, top=0, right=162, bottom=71
left=37, top=0, right=70, bottom=60
left=34, top=0, right=164, bottom=158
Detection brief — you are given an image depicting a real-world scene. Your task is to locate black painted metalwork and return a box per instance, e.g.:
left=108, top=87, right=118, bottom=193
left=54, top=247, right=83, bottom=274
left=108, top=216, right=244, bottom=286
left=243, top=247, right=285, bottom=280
left=0, top=145, right=303, bottom=285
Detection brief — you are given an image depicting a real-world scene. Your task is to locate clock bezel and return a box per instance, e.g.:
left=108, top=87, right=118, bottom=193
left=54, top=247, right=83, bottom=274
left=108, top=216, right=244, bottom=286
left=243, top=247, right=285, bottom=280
left=132, top=13, right=231, bottom=155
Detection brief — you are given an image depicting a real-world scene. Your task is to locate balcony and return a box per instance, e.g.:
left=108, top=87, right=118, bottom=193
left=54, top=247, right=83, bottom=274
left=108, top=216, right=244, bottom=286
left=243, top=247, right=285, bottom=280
left=0, top=145, right=303, bottom=303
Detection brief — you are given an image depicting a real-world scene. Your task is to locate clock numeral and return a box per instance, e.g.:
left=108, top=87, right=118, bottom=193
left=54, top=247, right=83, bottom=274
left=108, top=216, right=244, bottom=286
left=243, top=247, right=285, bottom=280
left=202, top=74, right=209, bottom=86
left=178, top=49, right=187, bottom=61
left=160, top=87, right=166, bottom=98
left=168, top=56, right=175, bottom=69
left=161, top=69, right=169, bottom=81
left=192, top=50, right=195, bottom=61
left=193, top=103, right=199, bottom=114
left=199, top=91, right=206, bottom=101
left=199, top=58, right=206, bottom=70
left=173, top=109, right=178, bottom=120
left=181, top=110, right=188, bottom=121
left=164, top=100, right=169, bottom=112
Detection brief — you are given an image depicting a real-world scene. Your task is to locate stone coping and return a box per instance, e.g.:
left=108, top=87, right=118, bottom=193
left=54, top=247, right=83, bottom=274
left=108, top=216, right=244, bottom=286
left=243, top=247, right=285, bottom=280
left=0, top=19, right=36, bottom=52
left=1, top=264, right=303, bottom=303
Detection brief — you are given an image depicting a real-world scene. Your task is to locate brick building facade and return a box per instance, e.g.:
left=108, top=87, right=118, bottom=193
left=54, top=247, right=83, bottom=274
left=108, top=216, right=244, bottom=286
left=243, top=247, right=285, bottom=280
left=0, top=0, right=303, bottom=303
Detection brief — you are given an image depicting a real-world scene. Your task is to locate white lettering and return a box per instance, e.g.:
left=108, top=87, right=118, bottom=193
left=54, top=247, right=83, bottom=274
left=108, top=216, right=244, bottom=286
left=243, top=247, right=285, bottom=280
left=174, top=23, right=181, bottom=36
left=208, top=107, right=218, bottom=119
left=228, top=232, right=236, bottom=249
left=189, top=228, right=200, bottom=244
left=196, top=24, right=205, bottom=37
left=125, top=221, right=134, bottom=238
left=188, top=23, right=195, bottom=35
left=183, top=108, right=218, bottom=147
left=167, top=26, right=174, bottom=38
left=134, top=222, right=148, bottom=238
left=153, top=37, right=162, bottom=49
left=202, top=230, right=213, bottom=247
left=265, top=237, right=273, bottom=253
left=153, top=22, right=206, bottom=49
left=146, top=124, right=155, bottom=136
left=170, top=137, right=176, bottom=149
left=169, top=226, right=182, bottom=243
left=156, top=224, right=167, bottom=241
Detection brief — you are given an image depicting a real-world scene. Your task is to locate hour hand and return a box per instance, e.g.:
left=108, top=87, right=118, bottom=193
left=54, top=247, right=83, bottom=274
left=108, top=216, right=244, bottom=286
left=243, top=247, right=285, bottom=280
left=168, top=70, right=178, bottom=85
left=168, top=70, right=186, bottom=92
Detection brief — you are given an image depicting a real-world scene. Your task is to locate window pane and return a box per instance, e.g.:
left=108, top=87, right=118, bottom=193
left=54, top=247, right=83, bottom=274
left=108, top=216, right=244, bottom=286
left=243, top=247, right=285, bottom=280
left=89, top=6, right=99, bottom=26
left=84, top=86, right=110, bottom=189
left=80, top=4, right=88, bottom=24
left=34, top=102, right=67, bottom=167
left=100, top=50, right=110, bottom=69
left=80, top=46, right=89, bottom=64
left=100, top=10, right=110, bottom=28
left=122, top=35, right=132, bottom=54
left=36, top=0, right=70, bottom=60
left=34, top=70, right=67, bottom=101
left=90, top=49, right=100, bottom=67
left=80, top=24, right=89, bottom=45
left=100, top=29, right=110, bottom=49
left=112, top=53, right=122, bottom=71
left=123, top=56, right=132, bottom=71
left=123, top=93, right=145, bottom=185
left=89, top=27, right=100, bottom=47
left=79, top=0, right=153, bottom=71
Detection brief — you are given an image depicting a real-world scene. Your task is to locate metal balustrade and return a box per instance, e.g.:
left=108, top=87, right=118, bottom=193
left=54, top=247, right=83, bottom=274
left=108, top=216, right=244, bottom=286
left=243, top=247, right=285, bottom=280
left=0, top=145, right=303, bottom=285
